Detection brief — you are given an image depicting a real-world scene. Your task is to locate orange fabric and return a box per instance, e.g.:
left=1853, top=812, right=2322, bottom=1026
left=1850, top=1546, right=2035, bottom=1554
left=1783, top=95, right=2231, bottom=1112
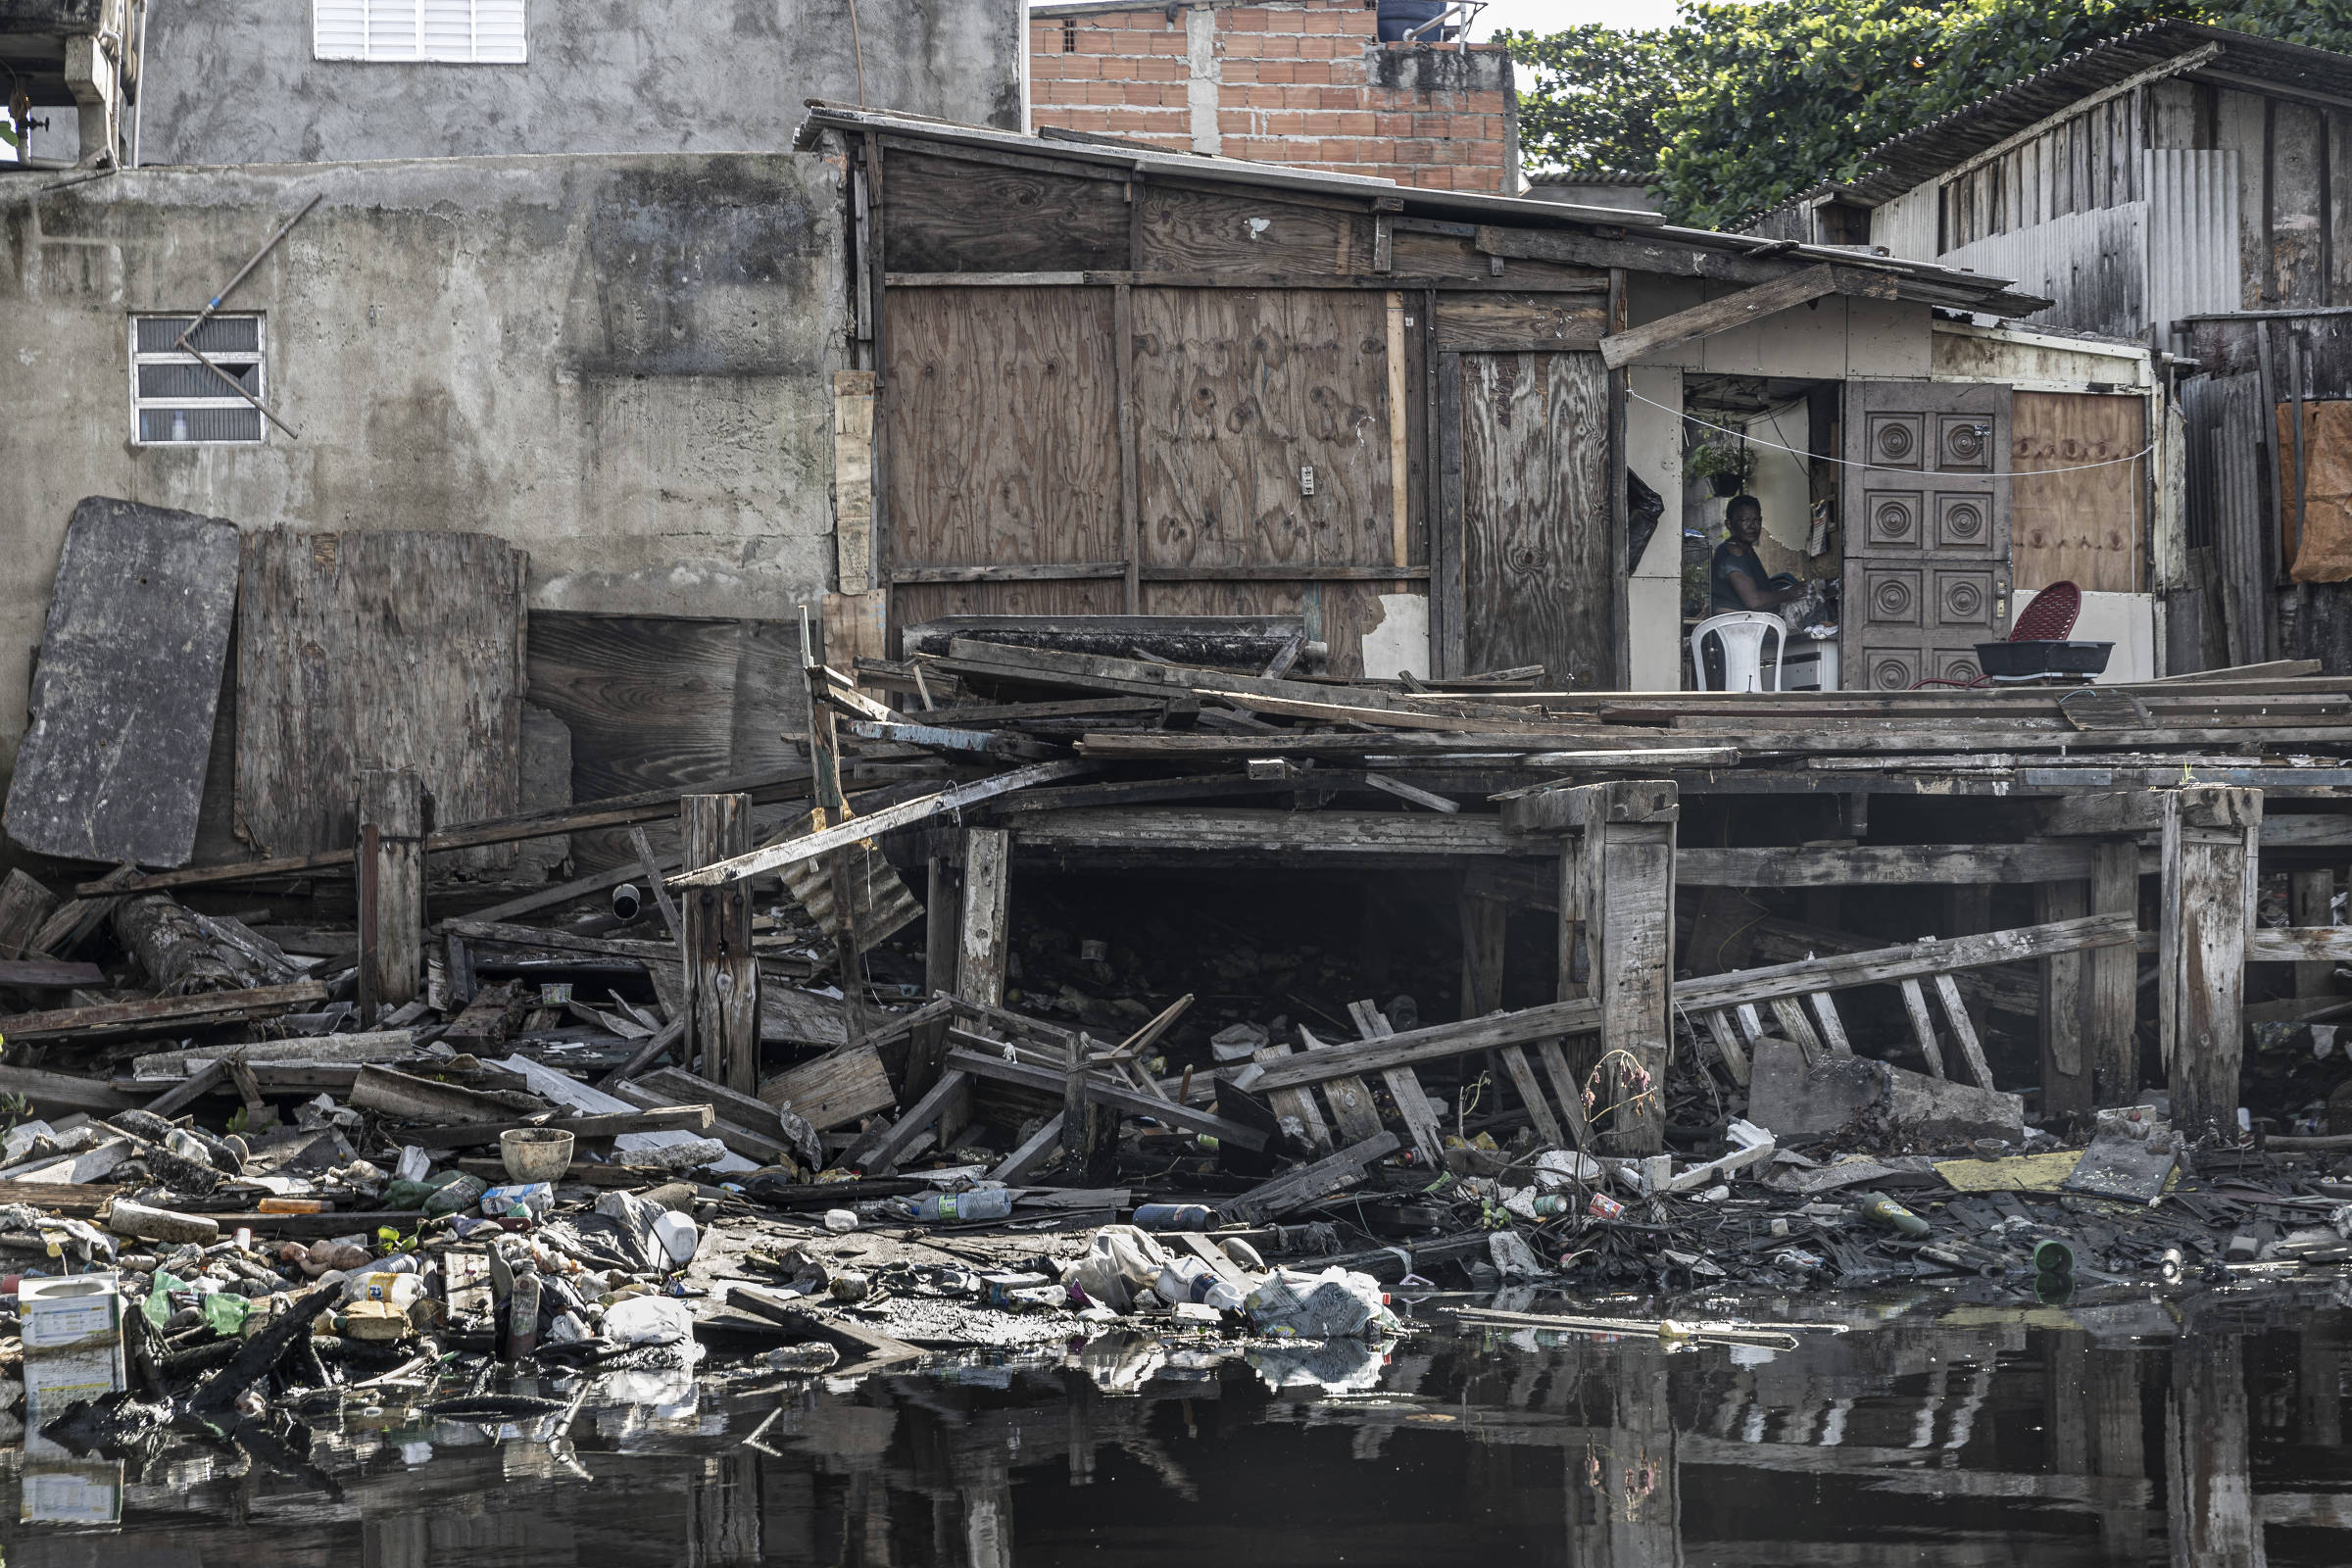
left=2278, top=401, right=2352, bottom=584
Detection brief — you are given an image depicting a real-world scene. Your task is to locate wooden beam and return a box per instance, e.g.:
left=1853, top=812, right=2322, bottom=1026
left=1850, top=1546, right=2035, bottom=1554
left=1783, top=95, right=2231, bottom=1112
left=2159, top=788, right=2258, bottom=1137
left=355, top=767, right=424, bottom=1020
left=1598, top=264, right=1894, bottom=369
left=1240, top=914, right=2134, bottom=1093
left=0, top=979, right=327, bottom=1042
left=669, top=759, right=1093, bottom=888
left=934, top=825, right=1010, bottom=1145
left=941, top=1047, right=1267, bottom=1150
left=681, top=794, right=760, bottom=1096
left=2087, top=840, right=2140, bottom=1106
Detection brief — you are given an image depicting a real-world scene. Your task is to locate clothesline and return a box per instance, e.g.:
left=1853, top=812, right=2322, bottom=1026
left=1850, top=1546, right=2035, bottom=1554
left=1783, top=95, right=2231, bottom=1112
left=1631, top=389, right=2156, bottom=479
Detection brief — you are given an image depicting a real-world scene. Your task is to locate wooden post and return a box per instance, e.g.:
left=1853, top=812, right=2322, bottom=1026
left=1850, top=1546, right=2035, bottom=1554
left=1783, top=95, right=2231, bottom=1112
left=2167, top=1335, right=2260, bottom=1568
left=681, top=794, right=760, bottom=1096
left=355, top=768, right=423, bottom=1020
left=2087, top=839, right=2140, bottom=1106
left=1459, top=885, right=1507, bottom=1016
left=2159, top=786, right=2259, bottom=1138
left=941, top=827, right=1011, bottom=1151
left=2037, top=877, right=2093, bottom=1119
left=827, top=849, right=875, bottom=1046
left=1569, top=780, right=1678, bottom=1155
left=910, top=852, right=962, bottom=1099
left=2294, top=866, right=2338, bottom=999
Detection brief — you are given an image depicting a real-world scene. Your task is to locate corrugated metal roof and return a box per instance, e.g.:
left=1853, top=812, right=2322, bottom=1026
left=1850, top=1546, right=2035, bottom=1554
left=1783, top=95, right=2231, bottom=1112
left=1853, top=23, right=2352, bottom=203
left=797, top=102, right=2053, bottom=316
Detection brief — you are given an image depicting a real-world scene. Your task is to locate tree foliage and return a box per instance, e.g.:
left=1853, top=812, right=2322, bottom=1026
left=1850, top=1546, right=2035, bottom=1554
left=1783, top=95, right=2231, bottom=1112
left=1501, top=2, right=2352, bottom=230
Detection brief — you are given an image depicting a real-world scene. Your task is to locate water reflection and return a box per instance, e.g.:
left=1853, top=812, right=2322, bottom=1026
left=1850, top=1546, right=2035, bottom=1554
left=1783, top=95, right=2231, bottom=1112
left=11, top=1281, right=2352, bottom=1565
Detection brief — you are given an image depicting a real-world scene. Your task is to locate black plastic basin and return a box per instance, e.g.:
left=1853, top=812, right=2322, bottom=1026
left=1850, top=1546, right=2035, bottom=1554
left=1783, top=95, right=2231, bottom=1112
left=1973, top=639, right=2114, bottom=678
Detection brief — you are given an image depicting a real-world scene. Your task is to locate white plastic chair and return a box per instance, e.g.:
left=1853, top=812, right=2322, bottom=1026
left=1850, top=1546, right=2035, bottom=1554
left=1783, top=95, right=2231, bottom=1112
left=1690, top=612, right=1786, bottom=693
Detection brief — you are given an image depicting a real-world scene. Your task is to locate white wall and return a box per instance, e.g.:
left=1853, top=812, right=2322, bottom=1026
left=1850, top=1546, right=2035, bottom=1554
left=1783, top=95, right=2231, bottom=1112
left=2016, top=587, right=2156, bottom=683
left=1626, top=366, right=1684, bottom=691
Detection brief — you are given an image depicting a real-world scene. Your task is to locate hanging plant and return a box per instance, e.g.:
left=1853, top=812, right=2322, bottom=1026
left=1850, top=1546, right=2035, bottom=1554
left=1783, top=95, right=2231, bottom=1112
left=1684, top=440, right=1755, bottom=498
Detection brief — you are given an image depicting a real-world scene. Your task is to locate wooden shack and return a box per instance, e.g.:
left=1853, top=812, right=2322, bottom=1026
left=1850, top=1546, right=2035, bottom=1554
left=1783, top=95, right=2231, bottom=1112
left=799, top=105, right=2051, bottom=691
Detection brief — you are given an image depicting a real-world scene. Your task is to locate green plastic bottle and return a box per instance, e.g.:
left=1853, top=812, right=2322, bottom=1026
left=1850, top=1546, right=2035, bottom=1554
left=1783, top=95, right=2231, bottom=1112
left=1856, top=1193, right=1931, bottom=1239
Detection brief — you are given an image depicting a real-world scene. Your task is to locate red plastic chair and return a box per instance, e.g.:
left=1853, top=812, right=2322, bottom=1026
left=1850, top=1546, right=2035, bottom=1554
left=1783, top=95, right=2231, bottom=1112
left=1911, top=580, right=2082, bottom=688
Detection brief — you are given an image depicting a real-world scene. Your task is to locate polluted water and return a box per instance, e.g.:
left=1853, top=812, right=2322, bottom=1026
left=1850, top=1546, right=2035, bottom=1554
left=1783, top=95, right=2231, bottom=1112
left=7, top=1278, right=2352, bottom=1565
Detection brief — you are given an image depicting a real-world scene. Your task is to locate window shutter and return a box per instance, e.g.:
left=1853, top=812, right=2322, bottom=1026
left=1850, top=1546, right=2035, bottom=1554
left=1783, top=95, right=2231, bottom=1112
left=473, top=0, right=527, bottom=63
left=367, top=0, right=421, bottom=59
left=420, top=0, right=472, bottom=58
left=314, top=0, right=368, bottom=59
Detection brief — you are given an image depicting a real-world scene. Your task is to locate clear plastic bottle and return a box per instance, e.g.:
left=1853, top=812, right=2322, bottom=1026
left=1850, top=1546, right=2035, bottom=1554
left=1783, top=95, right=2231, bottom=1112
left=904, top=1189, right=1014, bottom=1223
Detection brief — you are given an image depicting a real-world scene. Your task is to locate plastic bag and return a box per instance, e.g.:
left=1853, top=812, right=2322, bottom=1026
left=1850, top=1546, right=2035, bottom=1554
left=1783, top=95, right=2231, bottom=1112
left=1243, top=1266, right=1396, bottom=1339
left=603, top=1294, right=694, bottom=1348
left=1069, top=1224, right=1167, bottom=1313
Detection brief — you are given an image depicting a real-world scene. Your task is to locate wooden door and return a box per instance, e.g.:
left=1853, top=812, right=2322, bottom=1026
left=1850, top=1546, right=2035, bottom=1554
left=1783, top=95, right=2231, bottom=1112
left=1448, top=349, right=1615, bottom=687
left=1841, top=379, right=2013, bottom=690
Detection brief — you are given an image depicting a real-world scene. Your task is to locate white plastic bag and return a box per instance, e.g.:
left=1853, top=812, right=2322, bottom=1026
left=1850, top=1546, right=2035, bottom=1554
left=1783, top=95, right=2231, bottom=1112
left=1243, top=1266, right=1396, bottom=1339
left=1069, top=1224, right=1167, bottom=1313
left=603, top=1294, right=694, bottom=1347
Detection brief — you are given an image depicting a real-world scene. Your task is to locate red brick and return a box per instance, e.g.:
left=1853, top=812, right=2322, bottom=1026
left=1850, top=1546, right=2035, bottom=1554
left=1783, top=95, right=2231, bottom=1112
left=1098, top=57, right=1136, bottom=78
left=1261, top=34, right=1299, bottom=57
left=1135, top=54, right=1185, bottom=80
left=1251, top=59, right=1292, bottom=83
left=1226, top=7, right=1272, bottom=29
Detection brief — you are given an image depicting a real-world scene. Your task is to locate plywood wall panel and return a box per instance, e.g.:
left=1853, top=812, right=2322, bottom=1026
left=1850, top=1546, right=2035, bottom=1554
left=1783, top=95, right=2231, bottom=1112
left=2012, top=391, right=2148, bottom=594
left=883, top=153, right=1130, bottom=273
left=1456, top=350, right=1614, bottom=688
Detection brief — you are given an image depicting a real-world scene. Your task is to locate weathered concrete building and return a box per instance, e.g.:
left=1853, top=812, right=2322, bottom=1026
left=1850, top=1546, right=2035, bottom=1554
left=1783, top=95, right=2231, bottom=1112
left=0, top=0, right=1026, bottom=786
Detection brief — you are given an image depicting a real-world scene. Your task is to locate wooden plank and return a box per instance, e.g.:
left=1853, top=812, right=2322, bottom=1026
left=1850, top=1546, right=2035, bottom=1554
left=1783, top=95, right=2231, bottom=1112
left=671, top=759, right=1092, bottom=887
left=1769, top=996, right=1825, bottom=1054
left=2011, top=392, right=2147, bottom=594
left=883, top=286, right=1127, bottom=634
left=938, top=637, right=1445, bottom=712
left=681, top=794, right=760, bottom=1096
left=833, top=369, right=876, bottom=594
left=1898, top=980, right=1946, bottom=1079
left=2247, top=927, right=2352, bottom=960
left=882, top=150, right=1130, bottom=272
left=5, top=497, right=238, bottom=866
left=1253, top=1042, right=1331, bottom=1152
left=2038, top=878, right=2092, bottom=1117
left=1456, top=350, right=1615, bottom=688
left=0, top=979, right=326, bottom=1042
left=848, top=1068, right=974, bottom=1172
left=1387, top=290, right=1411, bottom=570
left=2159, top=788, right=2257, bottom=1136
left=931, top=824, right=1011, bottom=1142
left=759, top=1043, right=896, bottom=1130
left=0, top=958, right=100, bottom=988
left=1701, top=1010, right=1752, bottom=1086
left=1135, top=185, right=1372, bottom=275
left=0, top=870, right=59, bottom=961
left=1598, top=265, right=1884, bottom=369
left=2086, top=839, right=2139, bottom=1105
left=1806, top=991, right=1853, bottom=1056
left=1934, top=973, right=1998, bottom=1092
left=399, top=1105, right=714, bottom=1150
left=1126, top=287, right=1396, bottom=674
left=1349, top=998, right=1443, bottom=1166
left=1222, top=1131, right=1400, bottom=1223
left=1497, top=1045, right=1566, bottom=1146
left=0, top=1065, right=135, bottom=1112
left=1298, top=1025, right=1385, bottom=1143
left=1243, top=914, right=2136, bottom=1092
left=356, top=768, right=424, bottom=1018
left=235, top=527, right=523, bottom=861
left=941, top=1047, right=1267, bottom=1150
left=1115, top=281, right=1143, bottom=614
left=1433, top=292, right=1606, bottom=352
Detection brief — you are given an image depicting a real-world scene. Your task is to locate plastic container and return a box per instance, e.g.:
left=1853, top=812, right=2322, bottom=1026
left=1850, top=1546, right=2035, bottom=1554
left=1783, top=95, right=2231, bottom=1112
left=479, top=1182, right=556, bottom=1219
left=423, top=1174, right=489, bottom=1216
left=343, top=1271, right=426, bottom=1309
left=1972, top=639, right=2113, bottom=678
left=1857, top=1194, right=1931, bottom=1239
left=1133, top=1203, right=1217, bottom=1231
left=500, top=1128, right=575, bottom=1184
left=651, top=1209, right=701, bottom=1267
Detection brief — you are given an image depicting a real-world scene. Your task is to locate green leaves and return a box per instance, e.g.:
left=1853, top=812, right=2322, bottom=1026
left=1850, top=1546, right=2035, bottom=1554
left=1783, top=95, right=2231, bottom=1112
left=1502, top=1, right=2352, bottom=230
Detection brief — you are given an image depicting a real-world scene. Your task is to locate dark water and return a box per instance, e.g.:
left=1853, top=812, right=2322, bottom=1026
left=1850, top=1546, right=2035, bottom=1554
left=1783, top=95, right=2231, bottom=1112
left=9, top=1281, right=2352, bottom=1566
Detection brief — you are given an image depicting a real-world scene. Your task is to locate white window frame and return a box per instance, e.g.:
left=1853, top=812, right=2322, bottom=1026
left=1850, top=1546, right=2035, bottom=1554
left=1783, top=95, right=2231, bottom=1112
left=314, top=1, right=528, bottom=65
left=129, top=315, right=268, bottom=447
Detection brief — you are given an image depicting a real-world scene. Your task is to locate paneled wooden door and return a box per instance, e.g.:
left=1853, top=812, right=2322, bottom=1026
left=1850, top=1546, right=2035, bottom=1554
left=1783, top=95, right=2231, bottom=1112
left=1841, top=379, right=2014, bottom=690
left=1444, top=349, right=1617, bottom=688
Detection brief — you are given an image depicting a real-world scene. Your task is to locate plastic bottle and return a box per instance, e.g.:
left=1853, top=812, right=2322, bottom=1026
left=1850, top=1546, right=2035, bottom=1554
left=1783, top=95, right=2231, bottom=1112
left=1133, top=1203, right=1217, bottom=1230
left=1856, top=1194, right=1931, bottom=1239
left=651, top=1209, right=701, bottom=1266
left=506, top=1266, right=541, bottom=1360
left=904, top=1189, right=1014, bottom=1223
left=424, top=1174, right=489, bottom=1216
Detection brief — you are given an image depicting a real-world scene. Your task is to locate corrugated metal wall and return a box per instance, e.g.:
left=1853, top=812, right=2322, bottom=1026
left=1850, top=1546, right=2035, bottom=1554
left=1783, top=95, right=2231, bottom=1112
left=2143, top=149, right=2243, bottom=358
left=1939, top=203, right=2147, bottom=341
left=2181, top=370, right=2271, bottom=664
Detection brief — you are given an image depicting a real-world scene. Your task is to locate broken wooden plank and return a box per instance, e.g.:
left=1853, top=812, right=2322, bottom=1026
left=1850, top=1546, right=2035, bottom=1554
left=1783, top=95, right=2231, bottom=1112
left=844, top=1068, right=974, bottom=1172
left=759, top=1043, right=897, bottom=1131
left=349, top=1064, right=548, bottom=1125
left=670, top=758, right=1095, bottom=888
left=1898, top=979, right=1947, bottom=1079
left=724, top=1287, right=926, bottom=1366
left=1298, top=1025, right=1386, bottom=1143
left=942, top=1047, right=1268, bottom=1151
left=1222, top=1131, right=1401, bottom=1223
left=0, top=1065, right=136, bottom=1113
left=1497, top=1045, right=1568, bottom=1147
left=1242, top=914, right=2135, bottom=1093
left=1254, top=1042, right=1331, bottom=1152
left=1932, top=972, right=1998, bottom=1091
left=397, top=1105, right=714, bottom=1150
left=5, top=498, right=240, bottom=867
left=0, top=978, right=326, bottom=1042
left=0, top=959, right=103, bottom=988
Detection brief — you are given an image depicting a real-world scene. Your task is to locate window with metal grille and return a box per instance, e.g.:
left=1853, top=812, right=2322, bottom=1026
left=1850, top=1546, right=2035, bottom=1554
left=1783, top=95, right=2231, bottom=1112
left=315, top=0, right=527, bottom=63
left=130, top=316, right=266, bottom=446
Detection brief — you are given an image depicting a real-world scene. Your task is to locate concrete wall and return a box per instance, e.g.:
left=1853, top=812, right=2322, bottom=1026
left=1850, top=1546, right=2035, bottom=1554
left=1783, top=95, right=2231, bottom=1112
left=0, top=152, right=847, bottom=767
left=136, top=0, right=1025, bottom=166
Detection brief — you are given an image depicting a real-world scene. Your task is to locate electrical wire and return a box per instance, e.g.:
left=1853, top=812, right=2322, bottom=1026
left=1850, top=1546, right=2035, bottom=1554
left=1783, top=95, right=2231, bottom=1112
left=1638, top=388, right=2156, bottom=480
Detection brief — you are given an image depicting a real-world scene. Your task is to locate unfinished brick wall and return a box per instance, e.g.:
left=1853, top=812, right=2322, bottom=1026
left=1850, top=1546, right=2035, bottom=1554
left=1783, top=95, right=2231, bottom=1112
left=1029, top=1, right=1518, bottom=194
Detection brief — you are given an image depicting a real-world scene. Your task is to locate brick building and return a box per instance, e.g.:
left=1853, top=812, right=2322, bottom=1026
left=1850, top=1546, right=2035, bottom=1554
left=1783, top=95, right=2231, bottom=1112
left=1028, top=0, right=1521, bottom=193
